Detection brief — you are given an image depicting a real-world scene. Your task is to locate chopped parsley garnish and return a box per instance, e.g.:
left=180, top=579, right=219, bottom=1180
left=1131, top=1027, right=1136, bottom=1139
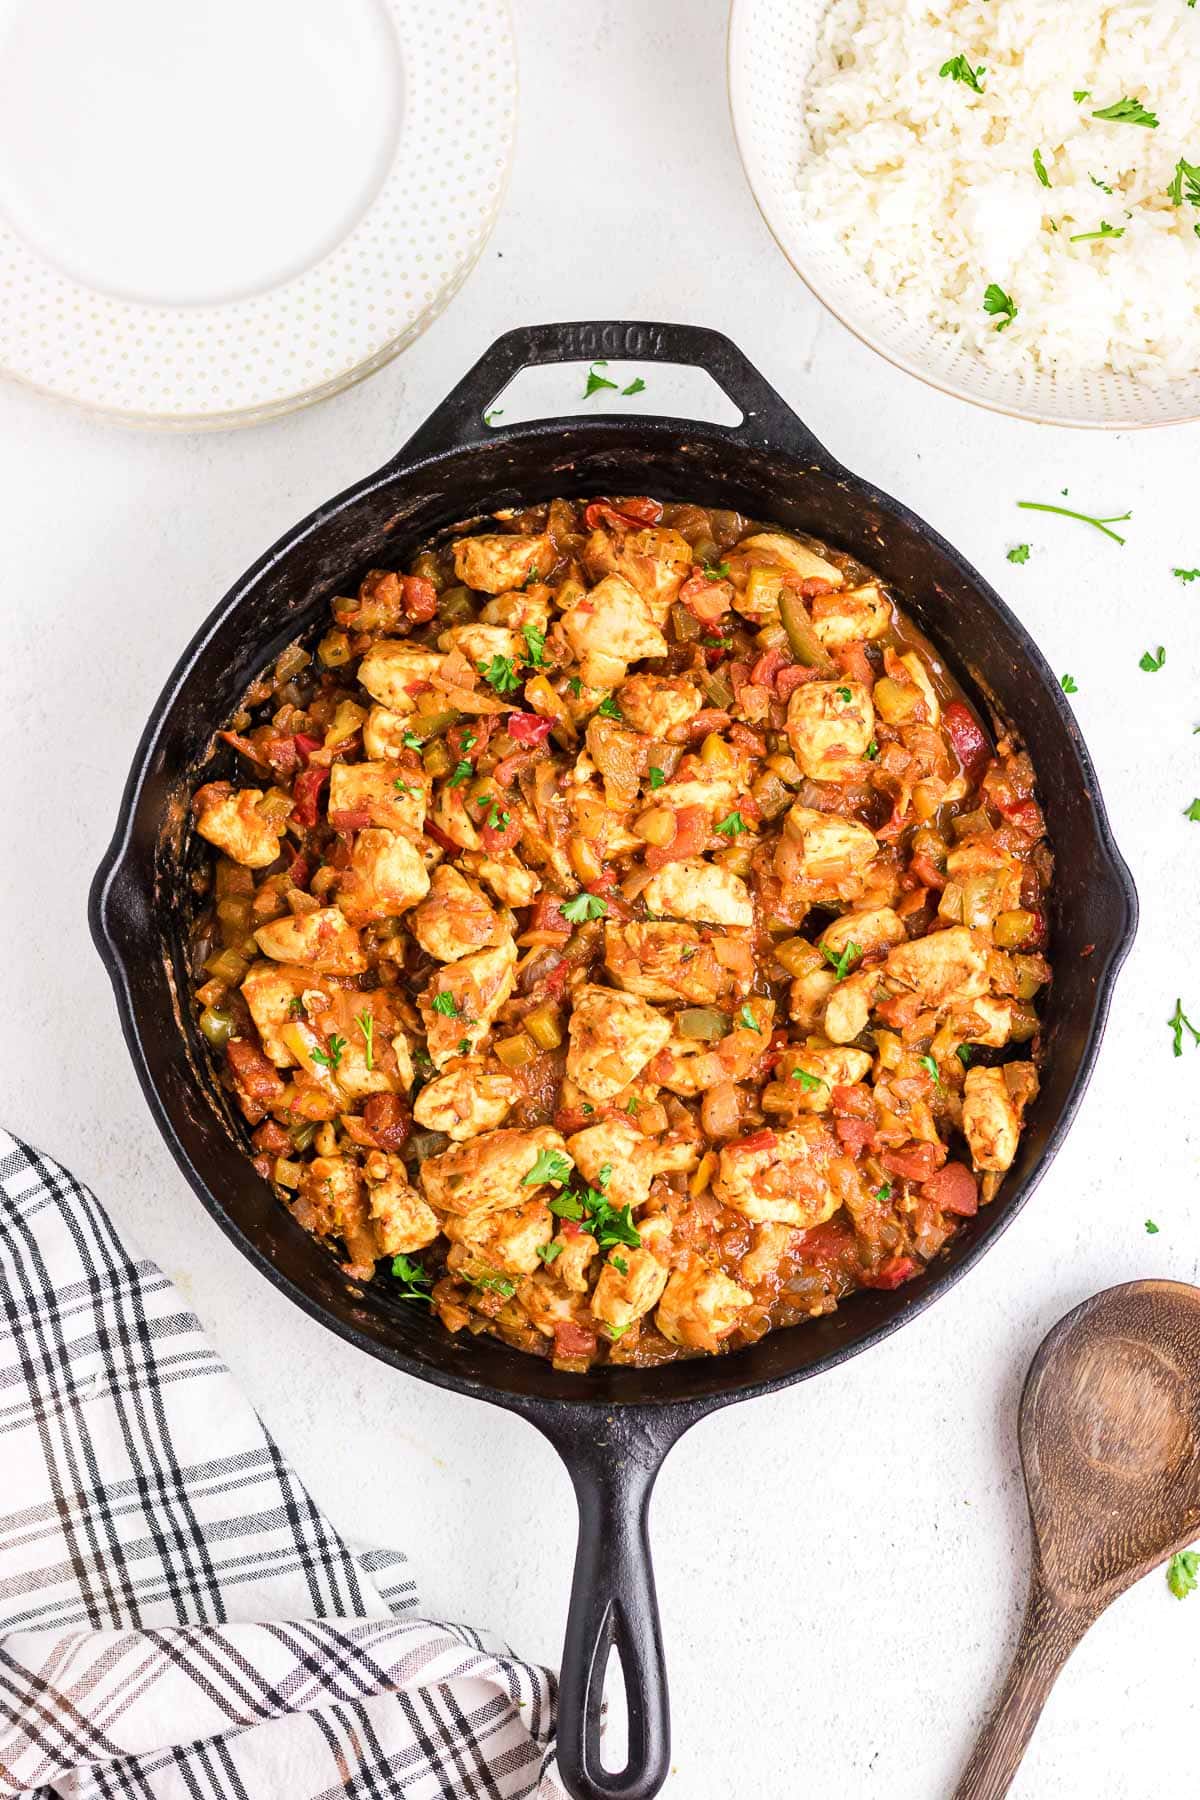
left=1168, top=158, right=1200, bottom=207
left=468, top=1270, right=517, bottom=1298
left=865, top=740, right=879, bottom=760
left=625, top=1096, right=639, bottom=1114
left=561, top=892, right=608, bottom=923
left=1073, top=89, right=1091, bottom=103
left=401, top=729, right=423, bottom=750
left=737, top=1004, right=761, bottom=1032
left=612, top=1254, right=630, bottom=1275
left=537, top=1240, right=564, bottom=1265
left=1168, top=1551, right=1200, bottom=1598
left=288, top=996, right=305, bottom=1018
left=702, top=561, right=733, bottom=581
left=568, top=676, right=583, bottom=696
left=1060, top=674, right=1078, bottom=693
left=1138, top=645, right=1166, bottom=672
left=1091, top=95, right=1159, bottom=128
left=983, top=283, right=1018, bottom=331
left=1007, top=544, right=1031, bottom=564
left=484, top=408, right=503, bottom=424
left=549, top=1190, right=586, bottom=1221
left=457, top=1037, right=472, bottom=1055
left=715, top=810, right=748, bottom=837
left=1089, top=173, right=1114, bottom=195
left=939, top=53, right=985, bottom=93
left=648, top=766, right=666, bottom=789
left=604, top=1321, right=631, bottom=1341
left=1185, top=800, right=1200, bottom=822
left=821, top=940, right=862, bottom=981
left=1174, top=568, right=1200, bottom=583
left=1033, top=148, right=1051, bottom=188
left=597, top=693, right=623, bottom=720
left=431, top=990, right=460, bottom=1017
left=353, top=1011, right=375, bottom=1071
left=1069, top=221, right=1124, bottom=243
left=919, top=1053, right=943, bottom=1092
left=1146, top=1219, right=1160, bottom=1235
left=479, top=654, right=521, bottom=695
left=956, top=1044, right=974, bottom=1068
left=1169, top=998, right=1200, bottom=1056
left=391, top=1254, right=432, bottom=1302
left=478, top=797, right=512, bottom=832
left=791, top=1068, right=826, bottom=1092
left=447, top=759, right=474, bottom=787
left=523, top=1147, right=575, bottom=1187
left=621, top=378, right=647, bottom=397
left=310, top=1033, right=346, bottom=1072
left=835, top=685, right=853, bottom=702
left=522, top=624, right=546, bottom=666
left=1016, top=500, right=1131, bottom=546
left=584, top=360, right=618, bottom=397
left=392, top=775, right=413, bottom=795
left=875, top=1181, right=893, bottom=1203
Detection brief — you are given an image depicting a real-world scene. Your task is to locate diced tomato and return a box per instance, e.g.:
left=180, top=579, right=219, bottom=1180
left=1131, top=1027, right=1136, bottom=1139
left=293, top=732, right=323, bottom=760
left=731, top=1129, right=778, bottom=1155
left=678, top=571, right=732, bottom=625
left=882, top=1142, right=947, bottom=1183
left=795, top=1220, right=858, bottom=1268
left=835, top=1117, right=879, bottom=1154
left=424, top=820, right=457, bottom=853
left=448, top=718, right=494, bottom=760
left=775, top=664, right=816, bottom=701
left=328, top=806, right=371, bottom=833
left=830, top=1083, right=873, bottom=1119
left=861, top=1255, right=920, bottom=1291
left=494, top=750, right=534, bottom=788
left=796, top=576, right=838, bottom=599
left=363, top=1092, right=411, bottom=1152
left=530, top=895, right=572, bottom=936
left=226, top=1037, right=285, bottom=1105
left=401, top=575, right=439, bottom=622
left=506, top=711, right=555, bottom=746
left=252, top=1118, right=291, bottom=1155
left=1001, top=797, right=1043, bottom=837
left=943, top=701, right=992, bottom=784
left=832, top=642, right=875, bottom=689
left=290, top=766, right=330, bottom=828
left=554, top=1106, right=594, bottom=1135
left=921, top=1161, right=978, bottom=1217
left=583, top=496, right=663, bottom=531
left=481, top=809, right=522, bottom=853
left=908, top=851, right=946, bottom=891
left=729, top=722, right=766, bottom=755
left=875, top=992, right=923, bottom=1031
left=287, top=853, right=312, bottom=891
left=684, top=708, right=733, bottom=741
left=751, top=647, right=789, bottom=687
left=263, top=735, right=301, bottom=776
left=554, top=1319, right=599, bottom=1360
left=644, top=804, right=710, bottom=871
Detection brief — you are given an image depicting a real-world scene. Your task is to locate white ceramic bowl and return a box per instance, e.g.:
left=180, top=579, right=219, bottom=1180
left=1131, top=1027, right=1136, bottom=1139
left=727, top=0, right=1200, bottom=429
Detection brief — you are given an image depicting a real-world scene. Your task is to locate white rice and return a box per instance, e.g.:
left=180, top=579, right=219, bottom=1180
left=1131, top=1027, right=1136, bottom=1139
left=796, top=0, right=1200, bottom=379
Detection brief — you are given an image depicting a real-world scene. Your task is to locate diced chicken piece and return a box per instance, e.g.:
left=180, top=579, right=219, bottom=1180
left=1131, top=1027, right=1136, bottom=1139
left=648, top=758, right=742, bottom=823
left=713, top=1120, right=839, bottom=1227
left=240, top=961, right=325, bottom=1066
left=823, top=968, right=881, bottom=1043
left=789, top=967, right=837, bottom=1032
left=193, top=787, right=285, bottom=869
left=653, top=996, right=774, bottom=1097
left=357, top=642, right=447, bottom=714
left=584, top=717, right=655, bottom=807
left=939, top=842, right=1024, bottom=929
left=363, top=1154, right=439, bottom=1256
left=566, top=984, right=673, bottom=1103
left=518, top=1270, right=586, bottom=1339
left=739, top=1222, right=798, bottom=1287
left=464, top=850, right=540, bottom=908
left=616, top=673, right=703, bottom=738
left=254, top=907, right=366, bottom=974
left=962, top=1067, right=1021, bottom=1173
left=559, top=574, right=668, bottom=689
left=810, top=582, right=892, bottom=648
left=736, top=531, right=843, bottom=587
left=656, top=1256, right=752, bottom=1352
left=604, top=921, right=738, bottom=1005
left=409, top=864, right=503, bottom=963
left=328, top=760, right=427, bottom=835
left=567, top=1118, right=654, bottom=1210
left=547, top=1229, right=598, bottom=1293
left=297, top=1156, right=377, bottom=1268
left=428, top=781, right=481, bottom=852
left=421, top=1125, right=571, bottom=1217
left=885, top=925, right=990, bottom=1009
left=480, top=589, right=552, bottom=632
left=333, top=1001, right=412, bottom=1102
left=412, top=1059, right=517, bottom=1140
left=363, top=704, right=412, bottom=762
left=418, top=937, right=517, bottom=1068
left=780, top=806, right=878, bottom=884
left=786, top=679, right=875, bottom=782
left=778, top=1044, right=873, bottom=1113
left=584, top=527, right=693, bottom=624
left=453, top=532, right=551, bottom=594
left=439, top=621, right=524, bottom=666
left=641, top=859, right=753, bottom=928
left=951, top=995, right=1025, bottom=1049
left=592, top=1233, right=671, bottom=1333
left=444, top=1198, right=554, bottom=1276
left=337, top=828, right=430, bottom=925
left=819, top=907, right=906, bottom=963
left=898, top=650, right=941, bottom=727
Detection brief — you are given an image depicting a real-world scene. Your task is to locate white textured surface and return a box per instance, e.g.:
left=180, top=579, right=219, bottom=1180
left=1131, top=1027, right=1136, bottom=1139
left=0, top=2, right=1198, bottom=1794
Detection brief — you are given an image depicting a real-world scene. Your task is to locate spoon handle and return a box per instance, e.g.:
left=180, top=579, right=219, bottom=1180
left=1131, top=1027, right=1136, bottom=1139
left=953, top=1578, right=1088, bottom=1800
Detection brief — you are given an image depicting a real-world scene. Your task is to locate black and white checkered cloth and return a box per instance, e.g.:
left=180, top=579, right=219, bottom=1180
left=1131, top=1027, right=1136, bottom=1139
left=0, top=1131, right=566, bottom=1799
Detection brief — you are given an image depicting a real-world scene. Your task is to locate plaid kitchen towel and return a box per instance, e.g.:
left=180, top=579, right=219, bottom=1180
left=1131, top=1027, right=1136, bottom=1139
left=0, top=1131, right=566, bottom=1799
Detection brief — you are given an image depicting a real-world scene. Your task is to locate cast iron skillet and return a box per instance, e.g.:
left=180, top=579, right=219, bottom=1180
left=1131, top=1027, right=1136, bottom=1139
left=90, top=321, right=1136, bottom=1800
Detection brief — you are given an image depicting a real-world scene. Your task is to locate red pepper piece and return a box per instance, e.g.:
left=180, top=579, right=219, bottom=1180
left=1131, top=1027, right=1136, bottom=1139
left=290, top=765, right=329, bottom=828
left=505, top=712, right=554, bottom=746
left=942, top=701, right=992, bottom=784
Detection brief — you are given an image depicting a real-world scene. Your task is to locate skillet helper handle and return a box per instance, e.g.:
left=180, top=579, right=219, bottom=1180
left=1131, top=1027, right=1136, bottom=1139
left=953, top=1575, right=1090, bottom=1800
left=398, top=318, right=833, bottom=461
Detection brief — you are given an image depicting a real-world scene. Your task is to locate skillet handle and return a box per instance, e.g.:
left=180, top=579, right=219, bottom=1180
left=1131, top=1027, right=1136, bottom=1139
left=397, top=319, right=835, bottom=463
left=535, top=1409, right=687, bottom=1800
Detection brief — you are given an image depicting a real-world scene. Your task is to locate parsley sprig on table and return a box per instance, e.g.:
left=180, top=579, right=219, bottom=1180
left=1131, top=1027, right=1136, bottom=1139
left=1060, top=674, right=1078, bottom=694
left=1007, top=544, right=1030, bottom=564
left=583, top=361, right=617, bottom=397
left=1138, top=646, right=1166, bottom=672
left=1016, top=500, right=1131, bottom=546
left=1169, top=999, right=1200, bottom=1057
left=1168, top=1551, right=1200, bottom=1598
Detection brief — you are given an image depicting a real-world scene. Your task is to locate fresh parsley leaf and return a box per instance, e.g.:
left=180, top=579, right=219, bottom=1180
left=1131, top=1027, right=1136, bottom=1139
left=1089, top=173, right=1114, bottom=195
left=648, top=766, right=666, bottom=789
left=590, top=1197, right=641, bottom=1250
left=1007, top=543, right=1031, bottom=564
left=584, top=360, right=618, bottom=397
left=288, top=996, right=305, bottom=1018
left=1092, top=95, right=1159, bottom=128
left=1139, top=646, right=1166, bottom=671
left=875, top=1180, right=893, bottom=1203
left=1170, top=998, right=1200, bottom=1056
left=737, top=1004, right=761, bottom=1032
left=821, top=940, right=862, bottom=981
left=1016, top=500, right=1131, bottom=546
left=625, top=1096, right=639, bottom=1114
left=940, top=53, right=985, bottom=93
left=621, top=378, right=646, bottom=396
left=549, top=1190, right=586, bottom=1221
left=865, top=739, right=880, bottom=760
left=612, top=1253, right=630, bottom=1275
left=597, top=693, right=622, bottom=720
left=596, top=1164, right=613, bottom=1192
left=1033, top=148, right=1051, bottom=188
left=1174, top=568, right=1200, bottom=583
left=918, top=1052, right=943, bottom=1092
left=468, top=1270, right=517, bottom=1298
left=1145, top=1219, right=1160, bottom=1235
left=477, top=796, right=511, bottom=832
left=392, top=775, right=413, bottom=796
left=391, top=1254, right=432, bottom=1301
left=1060, top=673, right=1078, bottom=693
left=1185, top=800, right=1200, bottom=822
left=310, top=1033, right=346, bottom=1072
left=956, top=1045, right=974, bottom=1068
left=457, top=1036, right=472, bottom=1055
left=604, top=1321, right=631, bottom=1341
left=983, top=282, right=1018, bottom=331
left=537, top=1240, right=564, bottom=1265
left=478, top=654, right=521, bottom=695
left=1168, top=1551, right=1200, bottom=1598
left=523, top=1147, right=575, bottom=1187
left=353, top=1011, right=375, bottom=1071
left=1069, top=221, right=1124, bottom=242
left=402, top=729, right=423, bottom=750
left=447, top=759, right=473, bottom=788
left=560, top=892, right=608, bottom=923
left=522, top=624, right=546, bottom=666
left=791, top=1068, right=826, bottom=1092
left=431, top=991, right=460, bottom=1017
left=835, top=685, right=853, bottom=703
left=568, top=676, right=583, bottom=696
left=715, top=810, right=748, bottom=837
left=702, top=560, right=733, bottom=581
left=1073, top=89, right=1090, bottom=103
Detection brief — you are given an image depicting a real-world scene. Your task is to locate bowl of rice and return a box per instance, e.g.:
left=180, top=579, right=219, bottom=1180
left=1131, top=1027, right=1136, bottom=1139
left=728, top=0, right=1200, bottom=427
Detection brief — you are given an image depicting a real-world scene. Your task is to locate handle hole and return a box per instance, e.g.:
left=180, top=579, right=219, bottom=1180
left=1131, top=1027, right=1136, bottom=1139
left=480, top=360, right=743, bottom=431
left=599, top=1638, right=630, bottom=1775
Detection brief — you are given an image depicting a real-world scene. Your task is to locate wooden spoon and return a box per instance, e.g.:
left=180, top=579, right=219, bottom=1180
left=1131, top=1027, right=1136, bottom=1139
left=955, top=1279, right=1200, bottom=1800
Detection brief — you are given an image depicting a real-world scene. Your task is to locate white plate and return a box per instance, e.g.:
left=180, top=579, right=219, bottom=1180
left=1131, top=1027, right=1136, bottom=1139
left=0, top=0, right=516, bottom=428
left=728, top=0, right=1200, bottom=430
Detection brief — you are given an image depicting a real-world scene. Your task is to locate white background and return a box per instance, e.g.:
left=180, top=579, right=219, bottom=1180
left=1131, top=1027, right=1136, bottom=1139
left=2, top=3, right=1199, bottom=1795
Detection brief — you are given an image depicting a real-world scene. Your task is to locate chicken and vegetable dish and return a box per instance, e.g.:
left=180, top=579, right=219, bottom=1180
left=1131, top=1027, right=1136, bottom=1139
left=189, top=495, right=1051, bottom=1371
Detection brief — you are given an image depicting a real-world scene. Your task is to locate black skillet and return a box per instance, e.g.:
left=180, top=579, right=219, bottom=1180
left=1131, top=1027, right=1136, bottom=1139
left=89, top=321, right=1137, bottom=1800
